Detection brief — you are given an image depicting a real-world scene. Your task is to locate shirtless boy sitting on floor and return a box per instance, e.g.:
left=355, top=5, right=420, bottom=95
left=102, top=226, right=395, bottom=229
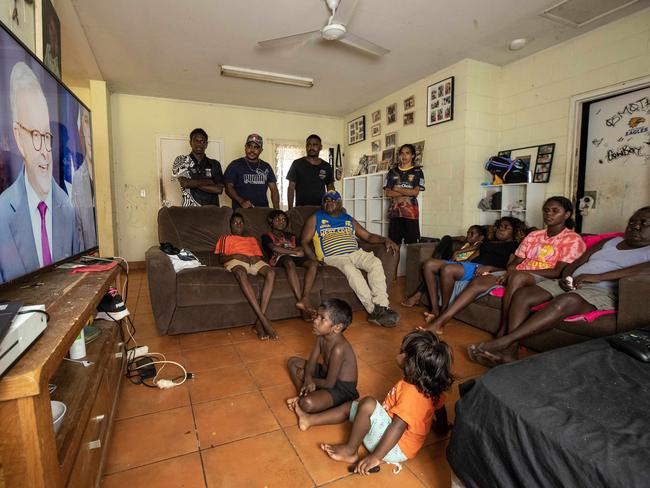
left=287, top=299, right=359, bottom=415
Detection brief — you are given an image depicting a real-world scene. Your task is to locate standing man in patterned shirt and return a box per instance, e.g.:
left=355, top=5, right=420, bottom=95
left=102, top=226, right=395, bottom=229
left=384, top=144, right=425, bottom=244
left=172, top=128, right=224, bottom=206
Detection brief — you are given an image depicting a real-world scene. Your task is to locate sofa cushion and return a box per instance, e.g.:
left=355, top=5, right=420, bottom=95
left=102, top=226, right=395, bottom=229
left=158, top=206, right=232, bottom=253
left=176, top=266, right=259, bottom=306
left=288, top=206, right=320, bottom=240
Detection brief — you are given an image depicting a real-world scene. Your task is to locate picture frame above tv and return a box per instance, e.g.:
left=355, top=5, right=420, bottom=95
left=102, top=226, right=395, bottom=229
left=0, top=19, right=98, bottom=286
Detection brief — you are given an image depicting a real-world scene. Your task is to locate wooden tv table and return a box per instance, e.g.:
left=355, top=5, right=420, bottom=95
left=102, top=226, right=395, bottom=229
left=0, top=266, right=126, bottom=487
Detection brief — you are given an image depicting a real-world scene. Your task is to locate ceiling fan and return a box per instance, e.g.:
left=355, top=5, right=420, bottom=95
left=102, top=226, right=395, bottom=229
left=258, top=0, right=389, bottom=57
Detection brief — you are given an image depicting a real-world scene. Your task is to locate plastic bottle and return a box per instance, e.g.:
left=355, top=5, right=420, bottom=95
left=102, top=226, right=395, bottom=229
left=69, top=329, right=87, bottom=359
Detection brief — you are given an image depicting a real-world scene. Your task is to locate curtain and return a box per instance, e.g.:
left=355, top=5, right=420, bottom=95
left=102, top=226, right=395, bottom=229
left=274, top=143, right=305, bottom=208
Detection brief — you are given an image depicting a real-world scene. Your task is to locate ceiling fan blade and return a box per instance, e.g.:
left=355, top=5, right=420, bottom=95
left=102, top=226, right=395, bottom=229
left=332, top=0, right=358, bottom=25
left=258, top=30, right=320, bottom=49
left=338, top=32, right=389, bottom=56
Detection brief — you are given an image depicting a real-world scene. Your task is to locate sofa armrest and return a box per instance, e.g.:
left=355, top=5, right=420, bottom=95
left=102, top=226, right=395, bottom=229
left=616, top=274, right=650, bottom=333
left=404, top=243, right=438, bottom=296
left=145, top=246, right=178, bottom=335
left=358, top=241, right=400, bottom=291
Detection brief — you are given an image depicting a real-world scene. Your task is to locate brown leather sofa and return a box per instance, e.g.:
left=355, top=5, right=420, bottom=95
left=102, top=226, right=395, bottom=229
left=405, top=241, right=650, bottom=351
left=145, top=205, right=399, bottom=335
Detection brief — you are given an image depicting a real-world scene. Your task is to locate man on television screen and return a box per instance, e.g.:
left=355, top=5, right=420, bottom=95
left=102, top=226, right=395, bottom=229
left=0, top=61, right=79, bottom=283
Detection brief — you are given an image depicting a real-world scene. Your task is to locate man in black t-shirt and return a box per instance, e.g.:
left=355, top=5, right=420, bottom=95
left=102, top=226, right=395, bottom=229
left=286, top=134, right=335, bottom=209
left=172, top=128, right=224, bottom=206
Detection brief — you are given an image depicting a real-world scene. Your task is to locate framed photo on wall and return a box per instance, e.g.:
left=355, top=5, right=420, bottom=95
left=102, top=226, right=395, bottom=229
left=427, top=76, right=454, bottom=126
left=403, top=112, right=414, bottom=125
left=387, top=103, right=397, bottom=124
left=347, top=115, right=366, bottom=145
left=371, top=140, right=381, bottom=153
left=385, top=132, right=396, bottom=148
left=404, top=95, right=415, bottom=111
left=42, top=0, right=61, bottom=78
left=381, top=147, right=396, bottom=167
left=371, top=110, right=381, bottom=123
left=371, top=123, right=381, bottom=137
left=533, top=143, right=555, bottom=183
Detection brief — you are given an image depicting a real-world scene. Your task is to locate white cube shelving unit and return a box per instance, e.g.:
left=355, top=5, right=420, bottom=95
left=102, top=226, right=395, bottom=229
left=343, top=172, right=390, bottom=237
left=479, top=183, right=545, bottom=229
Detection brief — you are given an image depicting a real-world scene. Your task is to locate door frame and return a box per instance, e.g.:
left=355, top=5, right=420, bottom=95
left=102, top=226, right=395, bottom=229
left=565, top=75, right=650, bottom=228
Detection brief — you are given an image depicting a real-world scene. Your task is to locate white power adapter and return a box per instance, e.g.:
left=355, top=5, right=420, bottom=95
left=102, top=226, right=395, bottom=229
left=131, top=346, right=149, bottom=359
left=156, top=379, right=176, bottom=389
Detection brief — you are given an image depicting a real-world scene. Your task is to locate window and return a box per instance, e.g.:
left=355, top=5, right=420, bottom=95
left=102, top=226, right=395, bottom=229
left=272, top=141, right=333, bottom=208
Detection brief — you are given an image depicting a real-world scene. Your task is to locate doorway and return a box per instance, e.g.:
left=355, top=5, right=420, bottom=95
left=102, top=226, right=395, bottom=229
left=575, top=85, right=650, bottom=232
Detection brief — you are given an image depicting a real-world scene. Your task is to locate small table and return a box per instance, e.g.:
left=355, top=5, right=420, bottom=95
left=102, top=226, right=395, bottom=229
left=448, top=337, right=650, bottom=488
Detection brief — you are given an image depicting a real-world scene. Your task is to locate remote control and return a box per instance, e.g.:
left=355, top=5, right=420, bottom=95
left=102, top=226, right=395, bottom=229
left=607, top=328, right=650, bottom=362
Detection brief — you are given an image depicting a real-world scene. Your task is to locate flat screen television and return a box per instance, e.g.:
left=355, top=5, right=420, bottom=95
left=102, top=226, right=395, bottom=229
left=0, top=20, right=98, bottom=286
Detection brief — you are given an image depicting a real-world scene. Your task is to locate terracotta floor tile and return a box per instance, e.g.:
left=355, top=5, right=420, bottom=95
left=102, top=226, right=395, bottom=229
left=273, top=320, right=315, bottom=339
left=259, top=383, right=300, bottom=428
left=202, top=431, right=313, bottom=488
left=234, top=339, right=295, bottom=363
left=369, top=359, right=404, bottom=385
left=354, top=338, right=398, bottom=365
left=131, top=317, right=161, bottom=340
left=449, top=343, right=488, bottom=379
left=325, top=462, right=426, bottom=487
left=181, top=344, right=241, bottom=372
left=280, top=334, right=314, bottom=357
left=226, top=324, right=260, bottom=344
left=137, top=334, right=182, bottom=354
left=246, top=355, right=293, bottom=389
left=101, top=452, right=205, bottom=488
left=179, top=329, right=233, bottom=350
left=188, top=364, right=257, bottom=404
left=116, top=380, right=190, bottom=420
left=356, top=368, right=394, bottom=400
left=405, top=439, right=451, bottom=488
left=104, top=406, right=197, bottom=474
left=193, top=392, right=279, bottom=448
left=285, top=423, right=352, bottom=485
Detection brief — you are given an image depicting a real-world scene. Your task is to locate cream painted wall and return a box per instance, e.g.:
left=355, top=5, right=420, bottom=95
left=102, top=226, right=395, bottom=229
left=498, top=8, right=650, bottom=198
left=110, top=94, right=344, bottom=260
left=343, top=59, right=501, bottom=238
left=343, top=8, right=650, bottom=238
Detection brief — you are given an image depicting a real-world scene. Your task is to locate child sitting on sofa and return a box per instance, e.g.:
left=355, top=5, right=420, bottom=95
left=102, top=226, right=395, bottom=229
left=425, top=197, right=586, bottom=336
left=287, top=298, right=359, bottom=415
left=468, top=206, right=650, bottom=367
left=294, top=330, right=453, bottom=475
left=401, top=224, right=486, bottom=309
left=215, top=213, right=278, bottom=340
left=262, top=210, right=319, bottom=317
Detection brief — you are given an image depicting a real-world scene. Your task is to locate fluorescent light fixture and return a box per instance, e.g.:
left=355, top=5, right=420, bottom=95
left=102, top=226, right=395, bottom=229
left=220, top=65, right=314, bottom=88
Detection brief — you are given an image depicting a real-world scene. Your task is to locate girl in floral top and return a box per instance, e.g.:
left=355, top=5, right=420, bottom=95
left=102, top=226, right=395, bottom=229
left=425, top=197, right=586, bottom=336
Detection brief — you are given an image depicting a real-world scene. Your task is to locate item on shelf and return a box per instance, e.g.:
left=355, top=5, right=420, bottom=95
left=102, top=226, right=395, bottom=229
left=83, top=324, right=101, bottom=344
left=96, top=287, right=129, bottom=321
left=484, top=156, right=528, bottom=184
left=69, top=329, right=86, bottom=359
left=51, top=400, right=66, bottom=434
left=506, top=200, right=525, bottom=212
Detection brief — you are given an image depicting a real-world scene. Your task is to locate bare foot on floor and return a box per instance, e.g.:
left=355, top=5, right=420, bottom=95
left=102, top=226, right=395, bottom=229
left=296, top=301, right=316, bottom=321
left=252, top=324, right=270, bottom=341
left=294, top=403, right=312, bottom=431
left=400, top=292, right=421, bottom=308
left=320, top=443, right=359, bottom=464
left=286, top=396, right=299, bottom=412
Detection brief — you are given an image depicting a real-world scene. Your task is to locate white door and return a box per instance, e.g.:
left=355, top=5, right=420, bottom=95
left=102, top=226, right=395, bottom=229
left=157, top=136, right=224, bottom=207
left=579, top=87, right=650, bottom=233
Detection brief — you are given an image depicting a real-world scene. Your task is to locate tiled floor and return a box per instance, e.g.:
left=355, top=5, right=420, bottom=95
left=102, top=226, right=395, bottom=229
left=101, top=270, right=495, bottom=487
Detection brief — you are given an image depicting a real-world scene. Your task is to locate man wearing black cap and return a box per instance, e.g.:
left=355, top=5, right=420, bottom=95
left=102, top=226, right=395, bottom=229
left=224, top=134, right=280, bottom=209
left=286, top=134, right=335, bottom=209
left=172, top=128, right=224, bottom=206
left=300, top=190, right=401, bottom=327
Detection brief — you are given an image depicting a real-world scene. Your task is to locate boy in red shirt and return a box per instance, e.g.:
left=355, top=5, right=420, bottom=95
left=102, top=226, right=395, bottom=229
left=215, top=213, right=277, bottom=339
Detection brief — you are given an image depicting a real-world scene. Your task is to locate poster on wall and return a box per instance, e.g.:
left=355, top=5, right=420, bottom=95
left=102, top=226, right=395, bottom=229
left=42, top=0, right=61, bottom=79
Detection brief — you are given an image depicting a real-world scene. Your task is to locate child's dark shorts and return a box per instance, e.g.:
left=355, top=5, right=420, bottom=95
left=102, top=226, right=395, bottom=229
left=314, top=363, right=359, bottom=406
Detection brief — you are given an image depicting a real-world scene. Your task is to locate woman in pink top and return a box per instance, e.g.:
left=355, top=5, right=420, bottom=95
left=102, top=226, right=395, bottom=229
left=424, top=197, right=586, bottom=336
